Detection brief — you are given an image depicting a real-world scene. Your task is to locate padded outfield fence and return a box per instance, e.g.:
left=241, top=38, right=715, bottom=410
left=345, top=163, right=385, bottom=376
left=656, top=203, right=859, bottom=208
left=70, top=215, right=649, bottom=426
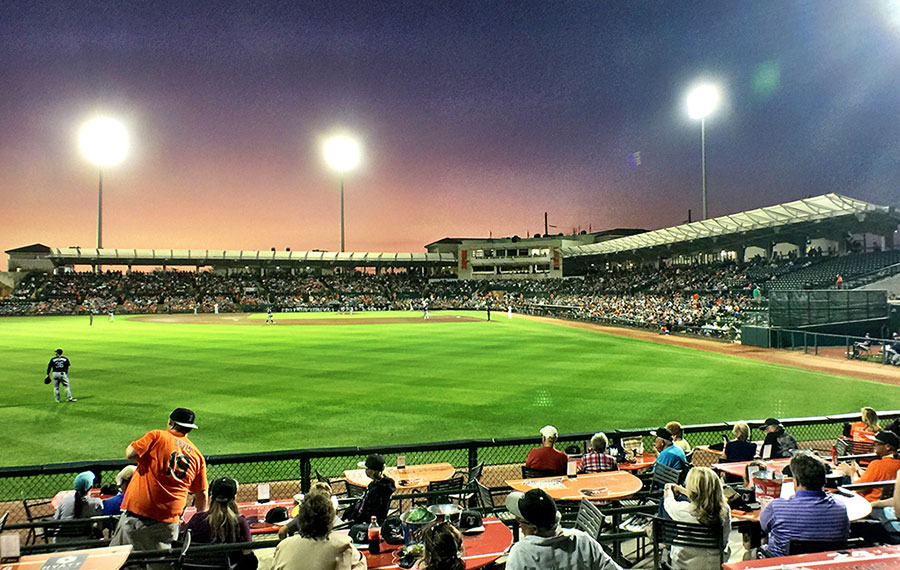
left=2, top=411, right=899, bottom=526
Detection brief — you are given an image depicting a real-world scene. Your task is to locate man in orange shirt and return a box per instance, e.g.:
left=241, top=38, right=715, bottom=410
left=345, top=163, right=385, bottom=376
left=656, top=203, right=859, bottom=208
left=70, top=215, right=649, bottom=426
left=111, top=408, right=208, bottom=562
left=525, top=425, right=567, bottom=476
left=839, top=430, right=900, bottom=502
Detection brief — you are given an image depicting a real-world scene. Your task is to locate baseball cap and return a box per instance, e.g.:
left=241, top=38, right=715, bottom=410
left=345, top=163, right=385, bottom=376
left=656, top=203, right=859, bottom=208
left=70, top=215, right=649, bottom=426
left=210, top=477, right=238, bottom=502
left=74, top=471, right=95, bottom=492
left=264, top=506, right=291, bottom=526
left=505, top=489, right=558, bottom=529
left=871, top=430, right=900, bottom=448
left=170, top=408, right=198, bottom=430
left=651, top=427, right=673, bottom=442
left=116, top=465, right=136, bottom=486
left=761, top=418, right=781, bottom=430
left=55, top=349, right=63, bottom=355
left=540, top=425, right=558, bottom=439
left=358, top=454, right=386, bottom=472
left=459, top=509, right=485, bottom=533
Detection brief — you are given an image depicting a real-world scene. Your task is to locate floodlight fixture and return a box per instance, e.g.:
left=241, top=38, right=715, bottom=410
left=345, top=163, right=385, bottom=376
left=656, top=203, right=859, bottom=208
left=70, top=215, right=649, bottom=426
left=78, top=117, right=129, bottom=254
left=323, top=135, right=362, bottom=252
left=686, top=84, right=721, bottom=219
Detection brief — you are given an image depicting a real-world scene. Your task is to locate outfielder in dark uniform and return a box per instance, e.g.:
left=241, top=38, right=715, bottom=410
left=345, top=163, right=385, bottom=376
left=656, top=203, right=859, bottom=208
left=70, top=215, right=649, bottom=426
left=47, top=348, right=77, bottom=403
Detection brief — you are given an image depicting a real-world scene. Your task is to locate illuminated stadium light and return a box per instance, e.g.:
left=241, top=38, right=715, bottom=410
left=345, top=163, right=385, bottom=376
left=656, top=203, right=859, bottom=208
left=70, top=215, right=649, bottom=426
left=686, top=83, right=721, bottom=220
left=323, top=135, right=362, bottom=252
left=78, top=117, right=129, bottom=256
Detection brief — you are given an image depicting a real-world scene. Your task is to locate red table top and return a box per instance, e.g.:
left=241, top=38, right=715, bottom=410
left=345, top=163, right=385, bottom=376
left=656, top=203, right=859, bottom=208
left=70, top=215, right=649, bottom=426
left=723, top=543, right=900, bottom=569
left=0, top=545, right=132, bottom=570
left=363, top=517, right=512, bottom=570
left=506, top=471, right=643, bottom=501
left=617, top=452, right=656, bottom=471
left=344, top=462, right=456, bottom=492
left=711, top=458, right=793, bottom=479
left=183, top=499, right=295, bottom=535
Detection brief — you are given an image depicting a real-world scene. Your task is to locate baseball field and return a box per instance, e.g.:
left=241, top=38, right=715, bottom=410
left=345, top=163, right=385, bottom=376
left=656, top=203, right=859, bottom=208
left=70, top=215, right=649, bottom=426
left=1, top=310, right=897, bottom=468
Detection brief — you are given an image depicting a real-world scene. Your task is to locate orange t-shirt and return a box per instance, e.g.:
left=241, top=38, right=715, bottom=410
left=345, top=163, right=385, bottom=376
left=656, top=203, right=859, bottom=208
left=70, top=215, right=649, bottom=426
left=121, top=429, right=207, bottom=523
left=856, top=455, right=900, bottom=502
left=849, top=422, right=877, bottom=443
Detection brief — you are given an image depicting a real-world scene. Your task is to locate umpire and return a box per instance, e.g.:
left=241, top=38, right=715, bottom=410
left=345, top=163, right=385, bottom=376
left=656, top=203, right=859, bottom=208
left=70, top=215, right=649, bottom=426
left=47, top=348, right=77, bottom=403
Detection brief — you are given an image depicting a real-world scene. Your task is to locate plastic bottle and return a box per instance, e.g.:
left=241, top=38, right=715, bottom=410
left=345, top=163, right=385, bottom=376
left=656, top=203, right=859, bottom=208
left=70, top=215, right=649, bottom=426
left=368, top=516, right=381, bottom=554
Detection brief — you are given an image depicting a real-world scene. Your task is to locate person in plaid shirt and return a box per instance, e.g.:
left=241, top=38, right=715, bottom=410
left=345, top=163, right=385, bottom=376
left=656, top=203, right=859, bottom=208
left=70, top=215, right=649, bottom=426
left=577, top=432, right=618, bottom=473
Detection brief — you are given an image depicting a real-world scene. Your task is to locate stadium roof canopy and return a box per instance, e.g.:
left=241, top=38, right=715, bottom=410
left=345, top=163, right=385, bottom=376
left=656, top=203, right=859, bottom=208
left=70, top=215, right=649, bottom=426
left=43, top=248, right=456, bottom=269
left=563, top=193, right=900, bottom=261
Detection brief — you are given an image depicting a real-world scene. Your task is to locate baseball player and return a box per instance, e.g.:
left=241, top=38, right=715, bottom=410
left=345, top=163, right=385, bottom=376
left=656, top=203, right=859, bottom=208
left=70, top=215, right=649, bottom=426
left=47, top=348, right=77, bottom=403
left=266, top=307, right=275, bottom=324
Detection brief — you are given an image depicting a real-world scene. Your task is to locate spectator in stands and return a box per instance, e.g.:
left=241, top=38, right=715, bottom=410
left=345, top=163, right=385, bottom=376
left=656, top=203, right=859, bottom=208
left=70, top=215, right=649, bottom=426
left=185, top=477, right=257, bottom=570
left=724, top=422, right=757, bottom=463
left=760, top=418, right=798, bottom=459
left=662, top=467, right=731, bottom=569
left=342, top=454, right=396, bottom=524
left=52, top=470, right=103, bottom=543
left=838, top=430, right=900, bottom=502
left=577, top=432, right=618, bottom=474
left=848, top=407, right=880, bottom=442
left=103, top=465, right=136, bottom=517
left=666, top=421, right=692, bottom=454
left=111, top=408, right=208, bottom=567
left=279, top=482, right=336, bottom=539
left=273, top=493, right=366, bottom=570
left=418, top=520, right=465, bottom=570
left=760, top=452, right=849, bottom=557
left=652, top=426, right=687, bottom=471
left=504, top=489, right=621, bottom=570
left=525, top=425, right=568, bottom=476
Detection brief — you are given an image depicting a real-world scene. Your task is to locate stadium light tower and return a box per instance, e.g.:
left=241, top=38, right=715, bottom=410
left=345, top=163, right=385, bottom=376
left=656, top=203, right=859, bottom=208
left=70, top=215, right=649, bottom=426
left=323, top=135, right=361, bottom=252
left=686, top=84, right=720, bottom=220
left=78, top=117, right=129, bottom=250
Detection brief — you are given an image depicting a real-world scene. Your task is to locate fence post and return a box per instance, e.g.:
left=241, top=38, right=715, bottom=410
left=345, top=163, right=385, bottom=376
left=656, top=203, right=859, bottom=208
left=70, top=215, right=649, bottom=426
left=300, top=455, right=311, bottom=493
left=804, top=332, right=808, bottom=354
left=814, top=332, right=818, bottom=356
left=468, top=443, right=478, bottom=472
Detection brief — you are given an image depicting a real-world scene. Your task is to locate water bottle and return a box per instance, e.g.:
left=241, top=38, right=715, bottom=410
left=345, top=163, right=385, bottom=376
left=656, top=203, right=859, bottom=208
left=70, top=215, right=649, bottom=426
left=368, top=516, right=381, bottom=554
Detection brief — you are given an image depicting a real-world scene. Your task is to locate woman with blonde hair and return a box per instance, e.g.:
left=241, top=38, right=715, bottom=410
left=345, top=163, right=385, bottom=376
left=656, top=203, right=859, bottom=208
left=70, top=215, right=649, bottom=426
left=724, top=421, right=757, bottom=463
left=185, top=477, right=257, bottom=570
left=417, top=521, right=464, bottom=570
left=663, top=467, right=731, bottom=569
left=850, top=407, right=880, bottom=442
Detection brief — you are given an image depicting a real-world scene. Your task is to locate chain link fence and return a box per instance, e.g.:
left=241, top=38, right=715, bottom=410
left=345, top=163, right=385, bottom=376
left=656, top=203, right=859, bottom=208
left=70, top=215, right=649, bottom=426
left=3, top=410, right=898, bottom=527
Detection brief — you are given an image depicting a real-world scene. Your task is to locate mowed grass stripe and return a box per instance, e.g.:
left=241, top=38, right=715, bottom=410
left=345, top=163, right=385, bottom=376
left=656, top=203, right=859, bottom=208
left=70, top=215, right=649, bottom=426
left=0, top=312, right=895, bottom=467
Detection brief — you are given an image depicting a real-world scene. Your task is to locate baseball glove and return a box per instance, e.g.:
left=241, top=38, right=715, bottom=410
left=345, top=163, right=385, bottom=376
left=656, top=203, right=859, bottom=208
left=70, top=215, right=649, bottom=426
left=43, top=375, right=51, bottom=384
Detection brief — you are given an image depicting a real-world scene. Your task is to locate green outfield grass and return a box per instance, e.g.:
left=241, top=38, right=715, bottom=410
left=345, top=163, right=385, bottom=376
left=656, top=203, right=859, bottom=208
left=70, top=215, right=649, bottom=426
left=0, top=311, right=894, bottom=467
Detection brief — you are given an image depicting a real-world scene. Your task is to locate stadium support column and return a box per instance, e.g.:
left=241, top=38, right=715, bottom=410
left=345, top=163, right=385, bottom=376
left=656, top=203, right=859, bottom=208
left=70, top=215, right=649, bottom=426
left=886, top=231, right=895, bottom=250
left=736, top=246, right=745, bottom=265
left=765, top=243, right=774, bottom=260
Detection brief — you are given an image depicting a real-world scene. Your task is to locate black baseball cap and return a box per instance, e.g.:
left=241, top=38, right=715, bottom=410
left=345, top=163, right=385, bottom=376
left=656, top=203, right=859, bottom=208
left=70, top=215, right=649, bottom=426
left=170, top=408, right=198, bottom=430
left=651, top=427, right=673, bottom=442
left=358, top=454, right=386, bottom=472
left=55, top=349, right=63, bottom=354
left=264, top=506, right=291, bottom=526
left=210, top=477, right=237, bottom=502
left=505, top=489, right=557, bottom=529
left=872, top=430, right=900, bottom=448
left=761, top=418, right=781, bottom=430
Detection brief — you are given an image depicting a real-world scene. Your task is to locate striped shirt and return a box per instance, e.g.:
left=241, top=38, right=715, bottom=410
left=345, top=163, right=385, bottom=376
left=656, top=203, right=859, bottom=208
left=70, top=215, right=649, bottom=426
left=759, top=490, right=849, bottom=557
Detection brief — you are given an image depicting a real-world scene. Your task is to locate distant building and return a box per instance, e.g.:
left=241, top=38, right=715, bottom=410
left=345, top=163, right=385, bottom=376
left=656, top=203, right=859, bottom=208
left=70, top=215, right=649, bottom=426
left=425, top=229, right=646, bottom=280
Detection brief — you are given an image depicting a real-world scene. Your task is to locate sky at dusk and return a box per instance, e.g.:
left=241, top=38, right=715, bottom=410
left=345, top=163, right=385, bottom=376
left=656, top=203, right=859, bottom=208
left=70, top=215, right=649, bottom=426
left=3, top=1, right=900, bottom=270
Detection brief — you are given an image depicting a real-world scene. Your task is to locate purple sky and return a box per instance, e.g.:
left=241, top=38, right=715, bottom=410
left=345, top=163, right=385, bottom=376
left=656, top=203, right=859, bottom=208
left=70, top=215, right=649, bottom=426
left=3, top=1, right=900, bottom=270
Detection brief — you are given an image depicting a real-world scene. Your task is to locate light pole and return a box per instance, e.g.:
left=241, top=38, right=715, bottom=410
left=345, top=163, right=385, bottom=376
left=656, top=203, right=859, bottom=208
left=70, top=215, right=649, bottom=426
left=324, top=135, right=361, bottom=252
left=78, top=117, right=129, bottom=250
left=686, top=84, right=720, bottom=220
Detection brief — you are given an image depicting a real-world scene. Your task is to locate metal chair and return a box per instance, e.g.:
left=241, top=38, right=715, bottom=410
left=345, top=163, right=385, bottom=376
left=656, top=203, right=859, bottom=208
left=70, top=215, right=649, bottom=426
left=475, top=480, right=519, bottom=541
left=521, top=466, right=557, bottom=479
left=425, top=476, right=465, bottom=505
left=557, top=500, right=580, bottom=528
left=651, top=516, right=725, bottom=570
left=22, top=498, right=55, bottom=544
left=574, top=498, right=604, bottom=540
left=785, top=538, right=848, bottom=555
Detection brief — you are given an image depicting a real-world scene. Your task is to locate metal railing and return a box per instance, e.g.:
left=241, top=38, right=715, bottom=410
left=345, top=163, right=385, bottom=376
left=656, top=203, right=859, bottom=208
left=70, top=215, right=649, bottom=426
left=772, top=329, right=900, bottom=363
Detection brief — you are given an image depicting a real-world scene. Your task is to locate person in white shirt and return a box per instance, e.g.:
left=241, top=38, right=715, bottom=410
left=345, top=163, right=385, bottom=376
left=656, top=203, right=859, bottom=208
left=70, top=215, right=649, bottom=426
left=505, top=488, right=621, bottom=570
